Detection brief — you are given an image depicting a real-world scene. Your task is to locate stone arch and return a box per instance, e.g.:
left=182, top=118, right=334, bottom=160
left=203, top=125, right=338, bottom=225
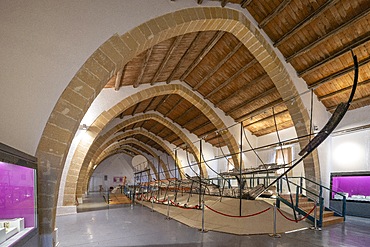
left=36, top=7, right=316, bottom=244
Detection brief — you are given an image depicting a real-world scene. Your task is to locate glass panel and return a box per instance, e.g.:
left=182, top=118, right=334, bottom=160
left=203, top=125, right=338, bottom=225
left=331, top=175, right=370, bottom=201
left=0, top=162, right=36, bottom=228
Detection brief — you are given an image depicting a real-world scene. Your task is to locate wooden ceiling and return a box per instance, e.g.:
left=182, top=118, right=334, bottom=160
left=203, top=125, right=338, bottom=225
left=105, top=0, right=370, bottom=155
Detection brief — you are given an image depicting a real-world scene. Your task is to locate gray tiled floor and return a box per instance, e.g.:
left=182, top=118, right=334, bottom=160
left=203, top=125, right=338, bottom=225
left=56, top=194, right=370, bottom=246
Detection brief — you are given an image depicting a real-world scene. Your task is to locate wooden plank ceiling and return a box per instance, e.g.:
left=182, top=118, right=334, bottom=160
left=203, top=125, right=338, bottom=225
left=106, top=0, right=370, bottom=154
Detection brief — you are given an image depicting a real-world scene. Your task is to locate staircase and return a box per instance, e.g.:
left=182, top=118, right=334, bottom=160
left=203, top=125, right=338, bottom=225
left=280, top=194, right=344, bottom=227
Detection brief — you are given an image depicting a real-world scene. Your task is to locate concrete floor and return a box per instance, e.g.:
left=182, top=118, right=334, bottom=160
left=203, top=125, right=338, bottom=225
left=56, top=193, right=370, bottom=246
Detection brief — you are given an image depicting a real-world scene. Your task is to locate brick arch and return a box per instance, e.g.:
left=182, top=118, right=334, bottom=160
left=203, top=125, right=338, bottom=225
left=89, top=147, right=153, bottom=183
left=67, top=85, right=233, bottom=204
left=79, top=128, right=188, bottom=196
left=36, top=7, right=316, bottom=244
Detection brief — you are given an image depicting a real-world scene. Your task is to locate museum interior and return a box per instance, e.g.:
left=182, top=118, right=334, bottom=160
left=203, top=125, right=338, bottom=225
left=1, top=0, right=370, bottom=246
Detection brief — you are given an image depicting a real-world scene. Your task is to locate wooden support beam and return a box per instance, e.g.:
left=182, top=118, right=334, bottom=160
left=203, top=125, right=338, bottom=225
left=205, top=59, right=257, bottom=99
left=180, top=31, right=225, bottom=81
left=308, top=56, right=370, bottom=90
left=244, top=109, right=289, bottom=127
left=189, top=120, right=212, bottom=133
left=319, top=78, right=370, bottom=101
left=286, top=8, right=370, bottom=62
left=197, top=0, right=203, bottom=4
left=240, top=0, right=252, bottom=8
left=327, top=95, right=370, bottom=112
left=164, top=98, right=184, bottom=117
left=199, top=128, right=218, bottom=140
left=182, top=113, right=204, bottom=127
left=226, top=86, right=277, bottom=116
left=167, top=32, right=203, bottom=83
left=274, top=0, right=340, bottom=47
left=134, top=46, right=153, bottom=88
left=154, top=95, right=171, bottom=112
left=151, top=36, right=183, bottom=85
left=215, top=73, right=268, bottom=107
left=194, top=42, right=243, bottom=91
left=143, top=97, right=156, bottom=113
left=173, top=105, right=195, bottom=123
left=131, top=103, right=141, bottom=116
left=235, top=98, right=284, bottom=122
left=298, top=33, right=370, bottom=77
left=221, top=0, right=228, bottom=7
left=259, top=0, right=291, bottom=29
left=114, top=66, right=124, bottom=91
left=252, top=119, right=293, bottom=136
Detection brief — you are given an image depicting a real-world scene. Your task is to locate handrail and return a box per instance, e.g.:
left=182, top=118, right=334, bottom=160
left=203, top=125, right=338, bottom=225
left=290, top=176, right=347, bottom=198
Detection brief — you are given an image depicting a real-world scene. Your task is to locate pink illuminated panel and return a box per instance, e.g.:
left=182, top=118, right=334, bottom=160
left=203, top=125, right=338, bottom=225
left=332, top=175, right=370, bottom=201
left=0, top=162, right=36, bottom=227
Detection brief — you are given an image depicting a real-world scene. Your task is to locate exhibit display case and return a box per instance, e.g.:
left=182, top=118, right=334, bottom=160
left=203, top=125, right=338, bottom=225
left=0, top=143, right=38, bottom=246
left=331, top=172, right=370, bottom=201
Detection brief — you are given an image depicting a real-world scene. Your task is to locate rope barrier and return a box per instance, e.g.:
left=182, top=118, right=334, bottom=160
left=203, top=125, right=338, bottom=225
left=204, top=203, right=271, bottom=218
left=277, top=205, right=316, bottom=222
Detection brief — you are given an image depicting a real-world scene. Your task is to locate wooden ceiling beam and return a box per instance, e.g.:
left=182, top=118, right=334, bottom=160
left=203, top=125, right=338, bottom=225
left=114, top=66, right=124, bottom=91
left=154, top=94, right=171, bottom=112
left=194, top=42, right=243, bottom=91
left=180, top=31, right=225, bottom=81
left=308, top=56, right=370, bottom=90
left=327, top=95, right=370, bottom=112
left=258, top=0, right=291, bottom=29
left=131, top=103, right=141, bottom=116
left=164, top=98, right=184, bottom=117
left=189, top=120, right=212, bottom=133
left=197, top=0, right=203, bottom=4
left=252, top=119, right=293, bottom=136
left=274, top=0, right=340, bottom=47
left=151, top=36, right=183, bottom=85
left=182, top=113, right=204, bottom=127
left=286, top=8, right=370, bottom=62
left=235, top=98, right=284, bottom=122
left=199, top=128, right=218, bottom=140
left=205, top=59, right=257, bottom=99
left=244, top=109, right=289, bottom=127
left=226, top=86, right=277, bottom=116
left=240, top=0, right=252, bottom=8
left=319, top=78, right=370, bottom=101
left=215, top=73, right=268, bottom=107
left=173, top=105, right=195, bottom=123
left=298, top=34, right=370, bottom=77
left=167, top=32, right=203, bottom=84
left=134, top=46, right=153, bottom=88
left=143, top=97, right=156, bottom=113
left=221, top=0, right=228, bottom=7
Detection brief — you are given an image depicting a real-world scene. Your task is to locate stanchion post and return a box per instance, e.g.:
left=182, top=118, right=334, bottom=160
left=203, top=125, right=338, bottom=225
left=166, top=197, right=171, bottom=220
left=310, top=199, right=321, bottom=231
left=151, top=197, right=154, bottom=212
left=269, top=203, right=281, bottom=238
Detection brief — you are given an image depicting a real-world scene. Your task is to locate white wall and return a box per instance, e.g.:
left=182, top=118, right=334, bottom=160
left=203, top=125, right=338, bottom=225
left=89, top=154, right=134, bottom=192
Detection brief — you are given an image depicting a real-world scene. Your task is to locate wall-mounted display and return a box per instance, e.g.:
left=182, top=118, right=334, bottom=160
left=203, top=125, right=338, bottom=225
left=331, top=172, right=370, bottom=202
left=0, top=143, right=38, bottom=246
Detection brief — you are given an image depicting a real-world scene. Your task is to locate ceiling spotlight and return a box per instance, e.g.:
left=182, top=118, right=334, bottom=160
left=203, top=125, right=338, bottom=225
left=82, top=124, right=88, bottom=130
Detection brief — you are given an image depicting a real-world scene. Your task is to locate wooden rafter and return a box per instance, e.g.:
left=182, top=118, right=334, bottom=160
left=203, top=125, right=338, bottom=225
left=319, top=78, right=370, bottom=101
left=240, top=0, right=252, bottom=8
left=161, top=130, right=176, bottom=141
left=236, top=98, right=284, bottom=122
left=327, top=95, right=370, bottom=112
left=134, top=46, right=153, bottom=88
left=308, top=56, right=370, bottom=90
left=244, top=109, right=289, bottom=127
left=189, top=120, right=212, bottom=133
left=182, top=113, right=204, bottom=127
left=286, top=8, right=370, bottom=62
left=221, top=0, right=228, bottom=7
left=253, top=119, right=293, bottom=136
left=131, top=103, right=141, bottom=116
left=298, top=34, right=370, bottom=77
left=197, top=0, right=203, bottom=4
left=180, top=31, right=225, bottom=81
left=194, top=42, right=243, bottom=91
left=274, top=0, right=340, bottom=47
left=164, top=98, right=184, bottom=117
left=199, top=128, right=218, bottom=140
left=215, top=73, right=268, bottom=107
left=205, top=59, right=257, bottom=99
left=114, top=66, right=125, bottom=91
left=167, top=32, right=203, bottom=83
left=143, top=97, right=156, bottom=113
left=154, top=95, right=171, bottom=112
left=258, top=0, right=291, bottom=29
left=173, top=105, right=195, bottom=123
left=226, top=86, right=277, bottom=116
left=151, top=36, right=183, bottom=85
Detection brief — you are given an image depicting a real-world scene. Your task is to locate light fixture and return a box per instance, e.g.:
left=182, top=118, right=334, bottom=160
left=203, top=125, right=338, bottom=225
left=82, top=124, right=88, bottom=130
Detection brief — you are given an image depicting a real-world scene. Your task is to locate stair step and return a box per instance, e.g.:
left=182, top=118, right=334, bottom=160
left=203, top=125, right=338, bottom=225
left=322, top=216, right=344, bottom=226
